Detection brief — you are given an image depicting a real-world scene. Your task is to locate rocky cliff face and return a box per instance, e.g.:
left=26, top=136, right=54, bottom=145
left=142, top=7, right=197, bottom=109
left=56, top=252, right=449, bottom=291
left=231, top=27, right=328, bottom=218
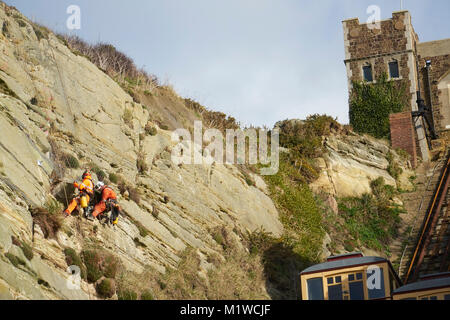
left=0, top=3, right=282, bottom=299
left=310, top=132, right=414, bottom=198
left=0, top=3, right=414, bottom=300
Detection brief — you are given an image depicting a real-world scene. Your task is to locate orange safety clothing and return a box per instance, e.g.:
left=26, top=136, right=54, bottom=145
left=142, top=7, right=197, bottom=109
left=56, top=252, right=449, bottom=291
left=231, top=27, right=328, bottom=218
left=64, top=177, right=94, bottom=216
left=92, top=186, right=118, bottom=218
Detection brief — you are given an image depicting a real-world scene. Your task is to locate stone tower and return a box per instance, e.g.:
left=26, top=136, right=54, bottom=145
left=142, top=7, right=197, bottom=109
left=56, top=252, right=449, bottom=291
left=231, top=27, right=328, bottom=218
left=342, top=11, right=429, bottom=162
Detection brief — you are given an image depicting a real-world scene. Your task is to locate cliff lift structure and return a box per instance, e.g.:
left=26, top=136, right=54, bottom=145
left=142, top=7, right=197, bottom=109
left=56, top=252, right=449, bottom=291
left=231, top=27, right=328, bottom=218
left=412, top=61, right=438, bottom=149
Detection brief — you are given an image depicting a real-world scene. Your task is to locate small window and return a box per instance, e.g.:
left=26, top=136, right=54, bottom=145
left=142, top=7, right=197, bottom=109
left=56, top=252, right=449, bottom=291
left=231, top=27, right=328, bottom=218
left=328, top=284, right=343, bottom=300
left=429, top=296, right=438, bottom=300
left=363, top=65, right=373, bottom=82
left=327, top=277, right=333, bottom=285
left=356, top=273, right=363, bottom=280
left=349, top=281, right=365, bottom=300
left=335, top=276, right=342, bottom=283
left=444, top=294, right=450, bottom=300
left=348, top=274, right=355, bottom=281
left=389, top=61, right=400, bottom=78
left=307, top=278, right=324, bottom=300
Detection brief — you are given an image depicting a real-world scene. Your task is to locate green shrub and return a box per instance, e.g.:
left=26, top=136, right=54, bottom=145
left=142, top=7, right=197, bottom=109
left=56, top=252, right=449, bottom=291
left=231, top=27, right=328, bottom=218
left=395, top=148, right=410, bottom=161
left=212, top=232, right=224, bottom=247
left=370, top=177, right=395, bottom=203
left=239, top=168, right=255, bottom=187
left=103, top=255, right=120, bottom=279
left=63, top=154, right=80, bottom=169
left=136, top=221, right=149, bottom=237
left=350, top=73, right=408, bottom=139
left=108, top=173, right=119, bottom=184
left=337, top=178, right=403, bottom=253
left=5, top=252, right=26, bottom=268
left=20, top=241, right=33, bottom=261
left=91, top=165, right=106, bottom=181
left=276, top=115, right=341, bottom=184
left=81, top=250, right=120, bottom=283
left=44, top=197, right=64, bottom=216
left=32, top=24, right=49, bottom=41
left=96, top=278, right=116, bottom=298
left=386, top=152, right=403, bottom=181
left=140, top=289, right=154, bottom=300
left=117, top=289, right=138, bottom=300
left=82, top=250, right=104, bottom=283
left=263, top=152, right=324, bottom=261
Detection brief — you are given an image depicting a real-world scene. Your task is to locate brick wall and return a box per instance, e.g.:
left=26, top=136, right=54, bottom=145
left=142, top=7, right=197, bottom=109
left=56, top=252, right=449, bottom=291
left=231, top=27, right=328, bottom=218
left=390, top=112, right=417, bottom=168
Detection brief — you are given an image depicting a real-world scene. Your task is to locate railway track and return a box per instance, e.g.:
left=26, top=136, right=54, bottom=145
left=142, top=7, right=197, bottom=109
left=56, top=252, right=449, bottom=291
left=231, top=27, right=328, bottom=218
left=403, top=152, right=450, bottom=283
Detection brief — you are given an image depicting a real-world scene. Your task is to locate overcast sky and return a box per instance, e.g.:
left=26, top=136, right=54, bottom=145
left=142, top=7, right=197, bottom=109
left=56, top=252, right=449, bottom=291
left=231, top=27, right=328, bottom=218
left=5, top=0, right=450, bottom=127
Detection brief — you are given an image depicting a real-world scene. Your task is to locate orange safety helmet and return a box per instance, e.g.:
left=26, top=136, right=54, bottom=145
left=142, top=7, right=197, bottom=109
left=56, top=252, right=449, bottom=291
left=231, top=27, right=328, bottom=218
left=82, top=170, right=92, bottom=180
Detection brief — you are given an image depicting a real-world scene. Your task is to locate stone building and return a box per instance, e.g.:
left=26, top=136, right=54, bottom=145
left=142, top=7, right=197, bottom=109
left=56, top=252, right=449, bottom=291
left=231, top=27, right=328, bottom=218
left=343, top=11, right=450, bottom=165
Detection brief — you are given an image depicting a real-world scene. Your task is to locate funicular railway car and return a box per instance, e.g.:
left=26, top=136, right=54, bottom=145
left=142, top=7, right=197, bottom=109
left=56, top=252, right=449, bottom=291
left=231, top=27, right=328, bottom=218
left=392, top=272, right=450, bottom=300
left=300, top=252, right=402, bottom=300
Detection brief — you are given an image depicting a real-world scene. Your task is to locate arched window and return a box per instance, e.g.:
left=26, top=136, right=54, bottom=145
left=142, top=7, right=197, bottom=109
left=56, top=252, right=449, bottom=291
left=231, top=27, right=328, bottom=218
left=389, top=60, right=400, bottom=79
left=363, top=64, right=373, bottom=82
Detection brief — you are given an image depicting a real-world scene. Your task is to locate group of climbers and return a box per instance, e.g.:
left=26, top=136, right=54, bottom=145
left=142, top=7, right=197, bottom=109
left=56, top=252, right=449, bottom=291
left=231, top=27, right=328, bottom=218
left=63, top=170, right=121, bottom=225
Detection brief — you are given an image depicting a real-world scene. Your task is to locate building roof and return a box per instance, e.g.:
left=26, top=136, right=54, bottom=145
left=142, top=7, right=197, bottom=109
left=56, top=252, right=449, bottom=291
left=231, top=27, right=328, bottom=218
left=417, top=38, right=450, bottom=58
left=393, top=273, right=450, bottom=295
left=300, top=255, right=387, bottom=275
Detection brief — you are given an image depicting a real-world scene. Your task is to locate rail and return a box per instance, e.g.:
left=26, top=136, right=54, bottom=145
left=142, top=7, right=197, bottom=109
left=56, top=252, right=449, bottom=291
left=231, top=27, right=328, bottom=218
left=404, top=153, right=450, bottom=283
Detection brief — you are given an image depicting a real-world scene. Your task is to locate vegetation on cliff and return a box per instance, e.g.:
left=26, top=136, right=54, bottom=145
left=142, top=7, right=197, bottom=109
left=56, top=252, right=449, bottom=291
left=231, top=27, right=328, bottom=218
left=327, top=178, right=403, bottom=256
left=350, top=73, right=408, bottom=139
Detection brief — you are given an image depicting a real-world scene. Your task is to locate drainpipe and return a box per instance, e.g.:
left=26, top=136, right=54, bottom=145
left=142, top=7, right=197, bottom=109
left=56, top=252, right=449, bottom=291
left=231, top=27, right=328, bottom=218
left=425, top=60, right=438, bottom=137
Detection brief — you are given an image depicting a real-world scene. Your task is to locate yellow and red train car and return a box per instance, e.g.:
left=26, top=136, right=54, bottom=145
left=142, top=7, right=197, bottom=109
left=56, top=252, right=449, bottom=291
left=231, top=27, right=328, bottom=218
left=300, top=252, right=402, bottom=300
left=392, top=272, right=450, bottom=300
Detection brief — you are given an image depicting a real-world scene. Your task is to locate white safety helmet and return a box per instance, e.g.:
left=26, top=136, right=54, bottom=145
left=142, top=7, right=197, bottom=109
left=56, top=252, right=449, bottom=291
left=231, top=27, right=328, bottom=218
left=95, top=181, right=105, bottom=192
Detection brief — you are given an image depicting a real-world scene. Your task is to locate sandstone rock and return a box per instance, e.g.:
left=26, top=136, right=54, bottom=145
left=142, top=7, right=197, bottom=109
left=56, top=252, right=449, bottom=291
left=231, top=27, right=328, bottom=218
left=326, top=196, right=339, bottom=215
left=321, top=233, right=332, bottom=260
left=310, top=134, right=403, bottom=198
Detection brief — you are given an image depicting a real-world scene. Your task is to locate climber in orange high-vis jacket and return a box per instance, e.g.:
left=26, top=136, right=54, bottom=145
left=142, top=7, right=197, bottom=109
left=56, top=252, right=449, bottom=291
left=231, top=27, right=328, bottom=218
left=63, top=170, right=94, bottom=217
left=88, top=182, right=121, bottom=225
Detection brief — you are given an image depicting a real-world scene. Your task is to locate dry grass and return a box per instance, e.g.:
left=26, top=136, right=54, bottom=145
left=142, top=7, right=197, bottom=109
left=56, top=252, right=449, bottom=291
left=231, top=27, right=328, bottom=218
left=117, top=228, right=269, bottom=300
left=31, top=207, right=63, bottom=239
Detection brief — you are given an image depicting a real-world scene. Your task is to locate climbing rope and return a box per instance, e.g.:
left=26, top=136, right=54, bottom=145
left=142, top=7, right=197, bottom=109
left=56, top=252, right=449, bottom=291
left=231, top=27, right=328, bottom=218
left=48, top=38, right=81, bottom=208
